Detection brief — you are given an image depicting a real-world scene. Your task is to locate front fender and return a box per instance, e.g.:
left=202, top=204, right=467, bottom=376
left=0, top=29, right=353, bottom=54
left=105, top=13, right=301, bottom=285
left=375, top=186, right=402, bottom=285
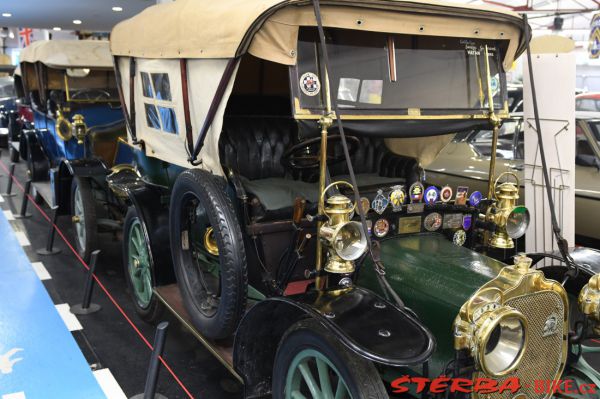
left=233, top=286, right=435, bottom=398
left=529, top=247, right=600, bottom=293
left=54, top=158, right=108, bottom=214
left=60, top=158, right=107, bottom=178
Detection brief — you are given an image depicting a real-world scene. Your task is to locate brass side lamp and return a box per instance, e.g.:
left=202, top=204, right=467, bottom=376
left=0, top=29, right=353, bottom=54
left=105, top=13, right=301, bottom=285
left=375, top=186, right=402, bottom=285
left=72, top=114, right=88, bottom=144
left=319, top=182, right=367, bottom=274
left=486, top=172, right=530, bottom=249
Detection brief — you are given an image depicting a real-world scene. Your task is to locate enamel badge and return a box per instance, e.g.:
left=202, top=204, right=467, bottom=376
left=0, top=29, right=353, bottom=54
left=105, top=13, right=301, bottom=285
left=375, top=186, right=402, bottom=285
left=372, top=189, right=389, bottom=215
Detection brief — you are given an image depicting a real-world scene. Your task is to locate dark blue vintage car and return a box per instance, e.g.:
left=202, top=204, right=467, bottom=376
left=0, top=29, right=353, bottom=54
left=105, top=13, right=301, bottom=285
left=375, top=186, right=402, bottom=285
left=15, top=39, right=135, bottom=261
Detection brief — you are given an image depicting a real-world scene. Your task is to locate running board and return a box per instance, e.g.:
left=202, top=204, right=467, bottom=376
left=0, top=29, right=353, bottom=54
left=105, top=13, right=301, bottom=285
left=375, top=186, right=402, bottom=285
left=153, top=284, right=242, bottom=383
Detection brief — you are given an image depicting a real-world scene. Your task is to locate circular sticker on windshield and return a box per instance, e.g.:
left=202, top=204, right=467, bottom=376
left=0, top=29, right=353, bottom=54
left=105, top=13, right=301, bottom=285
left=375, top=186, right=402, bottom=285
left=300, top=72, right=321, bottom=97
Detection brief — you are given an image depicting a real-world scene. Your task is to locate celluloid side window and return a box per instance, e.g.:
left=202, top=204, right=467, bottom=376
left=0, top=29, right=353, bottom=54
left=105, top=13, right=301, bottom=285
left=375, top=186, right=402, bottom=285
left=158, top=106, right=178, bottom=134
left=141, top=72, right=153, bottom=98
left=151, top=73, right=172, bottom=101
left=140, top=71, right=178, bottom=134
left=144, top=103, right=161, bottom=130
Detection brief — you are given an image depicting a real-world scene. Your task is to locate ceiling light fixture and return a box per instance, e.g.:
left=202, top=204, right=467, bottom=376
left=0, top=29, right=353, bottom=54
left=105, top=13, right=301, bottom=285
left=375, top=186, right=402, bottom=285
left=2, top=13, right=12, bottom=18
left=112, top=6, right=123, bottom=12
left=53, top=27, right=61, bottom=31
left=73, top=19, right=82, bottom=25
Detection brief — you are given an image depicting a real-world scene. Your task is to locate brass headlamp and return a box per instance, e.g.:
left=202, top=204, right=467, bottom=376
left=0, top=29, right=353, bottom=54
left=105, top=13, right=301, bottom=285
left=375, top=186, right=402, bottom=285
left=486, top=172, right=530, bottom=249
left=319, top=181, right=367, bottom=274
left=454, top=255, right=532, bottom=377
left=579, top=273, right=600, bottom=334
left=72, top=114, right=88, bottom=144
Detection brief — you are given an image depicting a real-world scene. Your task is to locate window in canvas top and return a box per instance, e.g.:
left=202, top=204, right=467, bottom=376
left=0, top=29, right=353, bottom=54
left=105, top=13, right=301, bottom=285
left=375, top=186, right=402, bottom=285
left=151, top=73, right=172, bottom=101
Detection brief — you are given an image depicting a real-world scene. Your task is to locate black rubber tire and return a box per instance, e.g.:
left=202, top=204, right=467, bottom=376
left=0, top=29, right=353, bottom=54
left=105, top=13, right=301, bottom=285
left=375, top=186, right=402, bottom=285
left=273, top=319, right=388, bottom=399
left=122, top=207, right=165, bottom=323
left=9, top=146, right=19, bottom=163
left=71, top=176, right=98, bottom=263
left=25, top=136, right=49, bottom=181
left=170, top=169, right=248, bottom=340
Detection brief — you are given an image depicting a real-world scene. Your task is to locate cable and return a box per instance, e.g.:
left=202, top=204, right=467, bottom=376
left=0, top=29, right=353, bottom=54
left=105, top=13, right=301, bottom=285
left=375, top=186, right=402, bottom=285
left=523, top=15, right=578, bottom=278
left=0, top=160, right=195, bottom=399
left=311, top=0, right=404, bottom=308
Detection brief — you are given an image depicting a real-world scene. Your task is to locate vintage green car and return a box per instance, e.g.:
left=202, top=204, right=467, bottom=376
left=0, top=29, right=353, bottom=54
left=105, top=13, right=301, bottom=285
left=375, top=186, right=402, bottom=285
left=108, top=0, right=600, bottom=397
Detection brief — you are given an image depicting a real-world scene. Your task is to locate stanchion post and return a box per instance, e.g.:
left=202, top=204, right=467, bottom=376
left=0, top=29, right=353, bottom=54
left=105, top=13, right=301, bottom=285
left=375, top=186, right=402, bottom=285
left=4, top=163, right=16, bottom=197
left=70, top=250, right=101, bottom=315
left=36, top=205, right=61, bottom=255
left=131, top=322, right=170, bottom=399
left=14, top=179, right=31, bottom=219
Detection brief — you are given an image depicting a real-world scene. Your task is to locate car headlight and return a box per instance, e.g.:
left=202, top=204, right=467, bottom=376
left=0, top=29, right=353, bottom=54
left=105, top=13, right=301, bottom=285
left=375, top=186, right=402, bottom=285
left=506, top=205, right=530, bottom=239
left=476, top=307, right=527, bottom=376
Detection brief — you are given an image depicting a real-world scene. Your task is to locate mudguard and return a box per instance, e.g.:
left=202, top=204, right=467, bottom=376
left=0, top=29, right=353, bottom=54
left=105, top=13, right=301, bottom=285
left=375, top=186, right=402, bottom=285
left=126, top=183, right=175, bottom=286
left=60, top=158, right=108, bottom=178
left=529, top=247, right=600, bottom=293
left=233, top=286, right=435, bottom=398
left=20, top=129, right=49, bottom=181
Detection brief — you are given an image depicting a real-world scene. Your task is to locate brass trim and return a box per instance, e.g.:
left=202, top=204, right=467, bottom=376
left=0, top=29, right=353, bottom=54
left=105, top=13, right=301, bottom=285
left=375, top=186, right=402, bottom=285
left=454, top=255, right=569, bottom=380
left=55, top=111, right=73, bottom=141
left=294, top=112, right=510, bottom=121
left=579, top=274, right=600, bottom=334
left=203, top=227, right=219, bottom=256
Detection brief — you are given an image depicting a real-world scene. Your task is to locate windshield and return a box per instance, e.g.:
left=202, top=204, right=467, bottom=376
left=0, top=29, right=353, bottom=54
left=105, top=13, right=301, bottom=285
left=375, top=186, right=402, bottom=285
left=576, top=97, right=600, bottom=112
left=0, top=78, right=15, bottom=98
left=294, top=27, right=508, bottom=115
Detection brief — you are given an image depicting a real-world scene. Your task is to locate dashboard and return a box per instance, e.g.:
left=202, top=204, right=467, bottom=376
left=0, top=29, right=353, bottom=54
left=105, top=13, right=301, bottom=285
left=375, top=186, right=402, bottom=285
left=351, top=183, right=482, bottom=247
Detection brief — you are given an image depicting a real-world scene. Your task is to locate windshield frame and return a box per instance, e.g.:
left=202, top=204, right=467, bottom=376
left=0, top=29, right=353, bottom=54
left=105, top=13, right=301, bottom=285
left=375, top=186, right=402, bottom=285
left=290, top=27, right=511, bottom=121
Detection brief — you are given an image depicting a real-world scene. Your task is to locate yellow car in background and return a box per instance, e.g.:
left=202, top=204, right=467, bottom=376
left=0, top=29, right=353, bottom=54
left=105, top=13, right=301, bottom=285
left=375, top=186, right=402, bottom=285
left=426, top=112, right=600, bottom=246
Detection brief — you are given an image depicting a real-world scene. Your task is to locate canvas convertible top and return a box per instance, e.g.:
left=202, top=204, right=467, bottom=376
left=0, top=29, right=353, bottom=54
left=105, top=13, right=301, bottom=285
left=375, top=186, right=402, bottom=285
left=20, top=40, right=113, bottom=70
left=110, top=0, right=528, bottom=174
left=111, top=0, right=527, bottom=70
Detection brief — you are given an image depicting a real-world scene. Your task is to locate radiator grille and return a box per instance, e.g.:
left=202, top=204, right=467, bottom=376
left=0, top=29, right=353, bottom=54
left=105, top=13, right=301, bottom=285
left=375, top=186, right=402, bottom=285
left=475, top=290, right=566, bottom=399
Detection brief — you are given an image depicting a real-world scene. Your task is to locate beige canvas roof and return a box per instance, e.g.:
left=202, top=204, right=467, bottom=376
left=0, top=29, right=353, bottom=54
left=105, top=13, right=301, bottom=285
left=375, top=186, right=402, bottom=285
left=111, top=0, right=526, bottom=69
left=20, top=40, right=113, bottom=69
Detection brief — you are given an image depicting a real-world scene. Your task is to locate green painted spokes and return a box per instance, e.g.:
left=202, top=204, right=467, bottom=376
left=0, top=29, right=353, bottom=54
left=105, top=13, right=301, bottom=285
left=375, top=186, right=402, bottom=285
left=286, top=349, right=351, bottom=399
left=73, top=185, right=86, bottom=250
left=128, top=219, right=153, bottom=309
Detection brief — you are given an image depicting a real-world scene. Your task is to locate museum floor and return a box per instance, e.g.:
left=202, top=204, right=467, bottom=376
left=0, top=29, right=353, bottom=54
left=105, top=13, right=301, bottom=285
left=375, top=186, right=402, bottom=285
left=0, top=149, right=242, bottom=399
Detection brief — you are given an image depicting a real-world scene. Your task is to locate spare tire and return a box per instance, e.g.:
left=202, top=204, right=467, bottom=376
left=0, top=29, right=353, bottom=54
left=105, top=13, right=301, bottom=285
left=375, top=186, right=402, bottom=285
left=170, top=169, right=247, bottom=340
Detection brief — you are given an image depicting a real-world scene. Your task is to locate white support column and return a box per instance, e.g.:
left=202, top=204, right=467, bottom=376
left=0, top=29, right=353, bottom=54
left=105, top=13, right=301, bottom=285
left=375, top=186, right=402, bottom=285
left=523, top=36, right=576, bottom=254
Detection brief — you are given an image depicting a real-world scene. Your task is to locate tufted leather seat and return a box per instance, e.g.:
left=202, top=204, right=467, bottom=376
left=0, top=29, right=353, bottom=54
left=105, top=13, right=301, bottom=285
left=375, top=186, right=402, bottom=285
left=219, top=116, right=421, bottom=221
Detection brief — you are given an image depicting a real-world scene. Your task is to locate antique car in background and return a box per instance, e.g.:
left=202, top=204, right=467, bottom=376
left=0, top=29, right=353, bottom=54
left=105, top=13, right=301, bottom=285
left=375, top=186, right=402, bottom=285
left=426, top=111, right=600, bottom=247
left=0, top=75, right=18, bottom=148
left=577, top=92, right=600, bottom=112
left=16, top=40, right=133, bottom=260
left=108, top=0, right=600, bottom=397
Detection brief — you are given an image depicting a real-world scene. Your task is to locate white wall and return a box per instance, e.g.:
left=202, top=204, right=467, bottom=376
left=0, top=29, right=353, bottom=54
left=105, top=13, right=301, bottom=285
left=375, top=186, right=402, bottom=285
left=523, top=36, right=576, bottom=254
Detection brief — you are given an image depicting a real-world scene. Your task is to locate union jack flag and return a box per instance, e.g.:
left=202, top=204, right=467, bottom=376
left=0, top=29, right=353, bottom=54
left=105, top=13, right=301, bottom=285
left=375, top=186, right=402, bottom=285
left=19, top=28, right=33, bottom=48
